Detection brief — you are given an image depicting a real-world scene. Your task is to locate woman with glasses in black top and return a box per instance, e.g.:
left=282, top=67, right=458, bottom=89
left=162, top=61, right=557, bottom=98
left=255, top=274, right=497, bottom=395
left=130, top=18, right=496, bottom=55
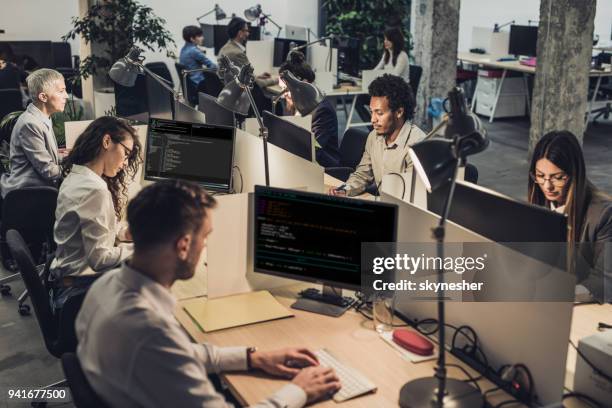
left=528, top=130, right=612, bottom=301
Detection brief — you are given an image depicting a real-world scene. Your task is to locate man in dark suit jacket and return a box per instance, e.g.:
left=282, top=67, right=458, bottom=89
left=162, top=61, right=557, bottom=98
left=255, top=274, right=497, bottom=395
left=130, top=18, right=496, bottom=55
left=279, top=52, right=340, bottom=168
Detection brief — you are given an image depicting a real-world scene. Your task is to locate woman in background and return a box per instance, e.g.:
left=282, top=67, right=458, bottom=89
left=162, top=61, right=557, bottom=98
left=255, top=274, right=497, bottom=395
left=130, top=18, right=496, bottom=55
left=374, top=27, right=410, bottom=83
left=50, top=116, right=142, bottom=311
left=528, top=130, right=612, bottom=301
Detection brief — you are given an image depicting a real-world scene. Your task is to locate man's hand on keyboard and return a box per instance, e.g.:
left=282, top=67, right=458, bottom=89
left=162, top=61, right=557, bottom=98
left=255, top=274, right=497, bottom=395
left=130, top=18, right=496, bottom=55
left=250, top=347, right=319, bottom=378
left=292, top=366, right=342, bottom=403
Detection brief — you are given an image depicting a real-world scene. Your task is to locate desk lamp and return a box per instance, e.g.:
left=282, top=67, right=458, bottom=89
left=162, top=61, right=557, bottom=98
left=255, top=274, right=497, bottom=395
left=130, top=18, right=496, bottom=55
left=109, top=46, right=182, bottom=102
left=244, top=4, right=282, bottom=37
left=216, top=55, right=271, bottom=186
left=278, top=70, right=325, bottom=116
left=399, top=87, right=488, bottom=408
left=196, top=4, right=227, bottom=22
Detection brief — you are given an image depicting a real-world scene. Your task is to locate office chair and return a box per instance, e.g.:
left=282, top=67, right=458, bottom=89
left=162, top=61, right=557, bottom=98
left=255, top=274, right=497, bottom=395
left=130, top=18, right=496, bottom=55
left=409, top=65, right=423, bottom=99
left=464, top=163, right=479, bottom=184
left=201, top=70, right=224, bottom=98
left=61, top=353, right=109, bottom=408
left=324, top=127, right=369, bottom=182
left=144, top=62, right=174, bottom=86
left=6, top=230, right=83, bottom=403
left=0, top=186, right=58, bottom=315
left=589, top=53, right=612, bottom=123
left=0, top=89, right=24, bottom=120
left=114, top=76, right=148, bottom=118
left=175, top=62, right=198, bottom=106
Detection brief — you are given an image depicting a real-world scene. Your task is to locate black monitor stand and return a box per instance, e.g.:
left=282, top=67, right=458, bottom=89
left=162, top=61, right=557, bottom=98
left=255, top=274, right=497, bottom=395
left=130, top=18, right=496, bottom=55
left=291, top=285, right=353, bottom=317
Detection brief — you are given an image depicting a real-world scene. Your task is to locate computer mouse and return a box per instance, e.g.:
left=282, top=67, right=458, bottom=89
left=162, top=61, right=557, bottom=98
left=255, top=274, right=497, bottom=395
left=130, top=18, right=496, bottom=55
left=392, top=329, right=434, bottom=356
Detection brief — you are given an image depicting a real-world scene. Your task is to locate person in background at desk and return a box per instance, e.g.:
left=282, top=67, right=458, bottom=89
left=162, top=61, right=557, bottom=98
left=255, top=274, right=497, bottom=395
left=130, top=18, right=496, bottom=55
left=219, top=17, right=278, bottom=88
left=50, top=116, right=142, bottom=314
left=356, top=27, right=411, bottom=122
left=179, top=25, right=217, bottom=105
left=529, top=131, right=612, bottom=302
left=76, top=180, right=341, bottom=408
left=330, top=74, right=426, bottom=197
left=0, top=68, right=67, bottom=198
left=278, top=51, right=340, bottom=168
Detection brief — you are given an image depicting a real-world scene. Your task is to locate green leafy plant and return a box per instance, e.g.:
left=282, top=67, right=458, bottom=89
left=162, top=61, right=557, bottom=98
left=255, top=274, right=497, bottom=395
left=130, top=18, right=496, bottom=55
left=322, top=0, right=412, bottom=70
left=52, top=100, right=84, bottom=148
left=63, top=0, right=175, bottom=81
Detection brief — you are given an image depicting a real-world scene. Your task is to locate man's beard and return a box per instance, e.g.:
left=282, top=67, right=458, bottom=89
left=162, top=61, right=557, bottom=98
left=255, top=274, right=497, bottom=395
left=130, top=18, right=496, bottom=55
left=174, top=255, right=197, bottom=281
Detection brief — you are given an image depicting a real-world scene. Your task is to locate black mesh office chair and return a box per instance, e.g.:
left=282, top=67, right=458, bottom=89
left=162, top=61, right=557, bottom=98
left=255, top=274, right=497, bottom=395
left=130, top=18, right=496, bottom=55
left=324, top=127, right=369, bottom=182
left=61, top=353, right=109, bottom=408
left=0, top=186, right=58, bottom=315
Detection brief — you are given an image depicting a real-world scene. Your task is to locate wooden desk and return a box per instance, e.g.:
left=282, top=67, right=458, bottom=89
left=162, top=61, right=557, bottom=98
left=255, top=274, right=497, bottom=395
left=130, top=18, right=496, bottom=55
left=176, top=285, right=514, bottom=407
left=458, top=52, right=612, bottom=124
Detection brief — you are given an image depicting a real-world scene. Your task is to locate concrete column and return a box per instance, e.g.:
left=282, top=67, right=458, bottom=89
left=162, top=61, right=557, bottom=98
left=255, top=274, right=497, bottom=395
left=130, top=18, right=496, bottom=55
left=77, top=0, right=95, bottom=119
left=528, top=0, right=596, bottom=155
left=412, top=0, right=460, bottom=131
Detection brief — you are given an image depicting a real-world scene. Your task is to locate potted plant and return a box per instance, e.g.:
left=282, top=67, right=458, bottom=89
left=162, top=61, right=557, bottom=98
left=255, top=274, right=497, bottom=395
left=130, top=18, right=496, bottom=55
left=63, top=0, right=175, bottom=114
left=322, top=0, right=412, bottom=70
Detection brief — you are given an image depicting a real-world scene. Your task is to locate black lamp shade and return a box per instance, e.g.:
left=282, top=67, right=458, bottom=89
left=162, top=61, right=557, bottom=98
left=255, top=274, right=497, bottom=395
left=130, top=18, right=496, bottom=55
left=409, top=138, right=457, bottom=193
left=280, top=70, right=325, bottom=116
left=214, top=5, right=226, bottom=20
left=216, top=79, right=251, bottom=115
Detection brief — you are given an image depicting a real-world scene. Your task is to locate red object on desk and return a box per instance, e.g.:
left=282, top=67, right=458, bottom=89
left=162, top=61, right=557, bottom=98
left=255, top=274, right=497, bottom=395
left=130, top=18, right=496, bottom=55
left=392, top=329, right=434, bottom=356
left=519, top=57, right=537, bottom=67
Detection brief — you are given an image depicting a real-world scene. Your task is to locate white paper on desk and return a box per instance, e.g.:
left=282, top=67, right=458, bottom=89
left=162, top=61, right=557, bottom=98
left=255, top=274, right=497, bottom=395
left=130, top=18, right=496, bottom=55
left=379, top=331, right=437, bottom=363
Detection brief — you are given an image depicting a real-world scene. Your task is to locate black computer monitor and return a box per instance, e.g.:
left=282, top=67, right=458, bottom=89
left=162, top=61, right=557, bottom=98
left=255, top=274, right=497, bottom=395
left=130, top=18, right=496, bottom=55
left=262, top=111, right=312, bottom=161
left=145, top=118, right=235, bottom=192
left=145, top=76, right=174, bottom=120
left=335, top=37, right=361, bottom=77
left=212, top=23, right=260, bottom=55
left=273, top=38, right=307, bottom=67
left=198, top=92, right=236, bottom=127
left=428, top=180, right=567, bottom=242
left=0, top=41, right=54, bottom=69
left=508, top=25, right=538, bottom=57
left=174, top=100, right=206, bottom=123
left=51, top=42, right=72, bottom=68
left=253, top=186, right=397, bottom=314
left=200, top=24, right=216, bottom=48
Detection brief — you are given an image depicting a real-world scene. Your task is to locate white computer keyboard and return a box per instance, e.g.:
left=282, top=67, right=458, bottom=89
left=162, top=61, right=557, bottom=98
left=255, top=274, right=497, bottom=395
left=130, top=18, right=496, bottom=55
left=314, top=349, right=377, bottom=402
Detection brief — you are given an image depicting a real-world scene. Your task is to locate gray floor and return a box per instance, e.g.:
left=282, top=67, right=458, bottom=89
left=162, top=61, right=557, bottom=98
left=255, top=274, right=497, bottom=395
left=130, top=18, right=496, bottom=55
left=0, top=113, right=610, bottom=407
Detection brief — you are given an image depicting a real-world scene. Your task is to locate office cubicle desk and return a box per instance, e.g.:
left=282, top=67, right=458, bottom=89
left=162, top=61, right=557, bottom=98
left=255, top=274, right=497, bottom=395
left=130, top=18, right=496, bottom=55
left=175, top=284, right=520, bottom=408
left=458, top=52, right=612, bottom=125
left=267, top=83, right=368, bottom=131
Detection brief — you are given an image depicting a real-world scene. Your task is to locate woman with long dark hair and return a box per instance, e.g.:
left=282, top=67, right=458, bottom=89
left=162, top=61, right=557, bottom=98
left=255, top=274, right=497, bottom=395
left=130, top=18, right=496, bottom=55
left=374, top=27, right=409, bottom=83
left=528, top=131, right=612, bottom=300
left=50, top=116, right=142, bottom=310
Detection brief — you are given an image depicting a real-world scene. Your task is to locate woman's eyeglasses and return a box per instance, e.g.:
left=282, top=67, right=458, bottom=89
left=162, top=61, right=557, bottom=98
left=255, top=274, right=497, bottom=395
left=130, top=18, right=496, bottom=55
left=116, top=141, right=133, bottom=160
left=530, top=172, right=568, bottom=186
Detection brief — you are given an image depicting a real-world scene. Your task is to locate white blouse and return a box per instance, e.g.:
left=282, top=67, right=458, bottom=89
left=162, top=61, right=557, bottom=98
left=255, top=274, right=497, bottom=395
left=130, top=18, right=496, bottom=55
left=375, top=50, right=410, bottom=84
left=50, top=164, right=131, bottom=278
